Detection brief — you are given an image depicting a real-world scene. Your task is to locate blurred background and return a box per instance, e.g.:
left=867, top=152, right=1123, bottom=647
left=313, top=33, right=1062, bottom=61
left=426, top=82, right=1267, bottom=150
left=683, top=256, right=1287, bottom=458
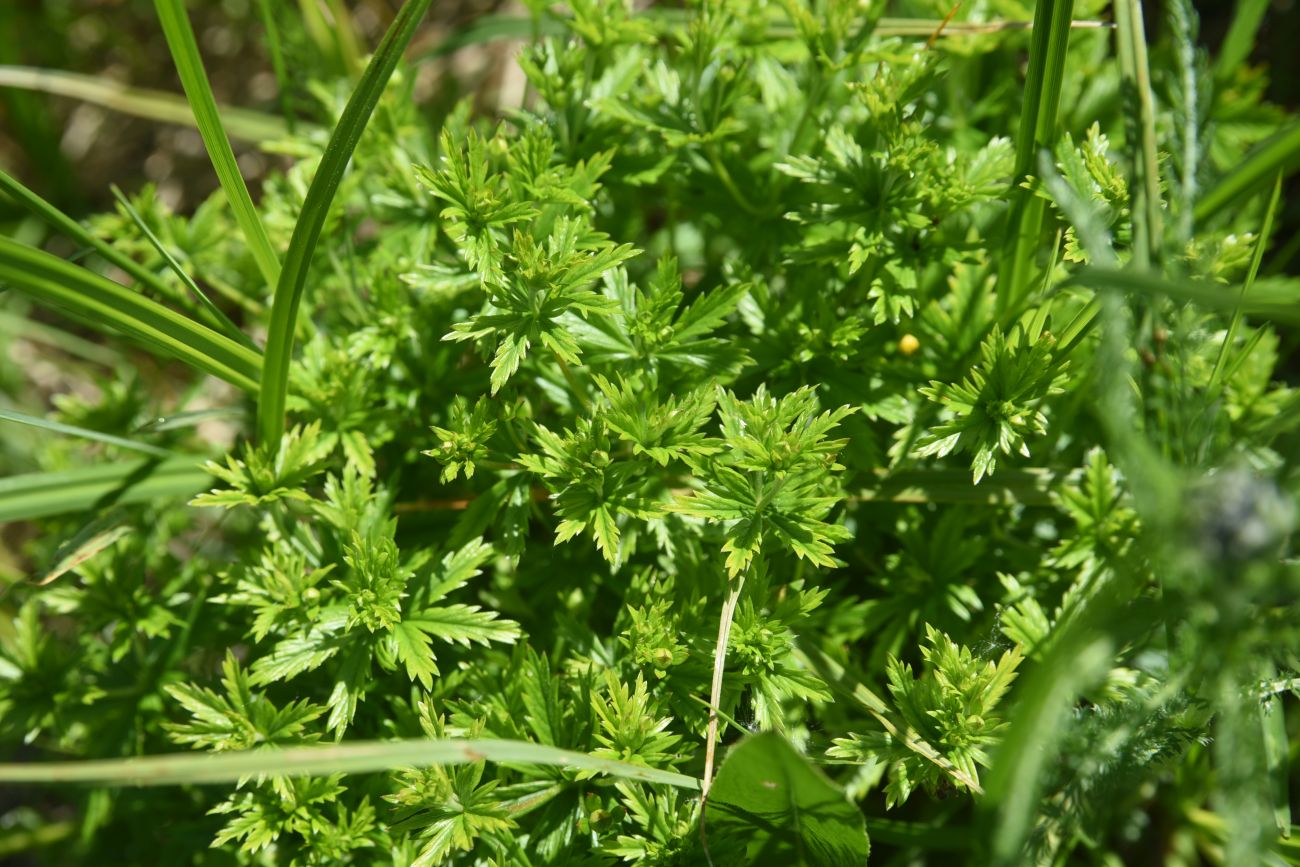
left=0, top=0, right=515, bottom=215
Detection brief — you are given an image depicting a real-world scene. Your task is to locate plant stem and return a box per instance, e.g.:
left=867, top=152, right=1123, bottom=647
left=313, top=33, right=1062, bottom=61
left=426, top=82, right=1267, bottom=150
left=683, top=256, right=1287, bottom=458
left=702, top=570, right=746, bottom=796
left=555, top=354, right=591, bottom=413
left=998, top=0, right=1076, bottom=321
left=1207, top=172, right=1282, bottom=397
left=255, top=0, right=294, bottom=133
left=706, top=147, right=763, bottom=217
left=1114, top=0, right=1162, bottom=268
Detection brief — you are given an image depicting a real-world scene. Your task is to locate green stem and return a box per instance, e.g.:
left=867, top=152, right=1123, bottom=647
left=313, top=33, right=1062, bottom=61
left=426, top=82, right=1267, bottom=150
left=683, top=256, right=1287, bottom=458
left=706, top=146, right=763, bottom=217
left=1115, top=0, right=1162, bottom=267
left=255, top=0, right=295, bottom=133
left=555, top=354, right=592, bottom=413
left=1207, top=173, right=1282, bottom=398
left=258, top=0, right=434, bottom=444
left=998, top=0, right=1076, bottom=321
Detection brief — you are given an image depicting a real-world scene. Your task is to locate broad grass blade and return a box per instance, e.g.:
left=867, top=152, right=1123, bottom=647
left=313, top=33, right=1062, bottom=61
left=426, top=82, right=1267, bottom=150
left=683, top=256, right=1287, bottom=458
left=0, top=457, right=210, bottom=524
left=0, top=408, right=174, bottom=458
left=0, top=236, right=262, bottom=392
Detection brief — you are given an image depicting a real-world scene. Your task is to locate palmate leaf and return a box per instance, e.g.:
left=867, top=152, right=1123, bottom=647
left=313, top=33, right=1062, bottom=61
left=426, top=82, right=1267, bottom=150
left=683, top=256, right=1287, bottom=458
left=915, top=325, right=1067, bottom=483
left=424, top=396, right=498, bottom=484
left=416, top=129, right=539, bottom=281
left=191, top=422, right=334, bottom=508
left=8, top=0, right=1300, bottom=863
left=208, top=774, right=350, bottom=855
left=575, top=258, right=752, bottom=375
left=858, top=626, right=1023, bottom=807
left=517, top=417, right=652, bottom=562
left=165, top=652, right=325, bottom=752
left=447, top=217, right=638, bottom=393
left=595, top=375, right=720, bottom=466
left=671, top=386, right=855, bottom=576
left=674, top=468, right=851, bottom=577
left=390, top=764, right=516, bottom=866
left=389, top=539, right=519, bottom=688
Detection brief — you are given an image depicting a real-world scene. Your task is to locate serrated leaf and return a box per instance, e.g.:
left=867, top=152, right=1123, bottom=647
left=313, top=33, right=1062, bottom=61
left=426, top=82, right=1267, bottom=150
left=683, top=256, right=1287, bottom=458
left=391, top=620, right=441, bottom=689
left=406, top=607, right=520, bottom=647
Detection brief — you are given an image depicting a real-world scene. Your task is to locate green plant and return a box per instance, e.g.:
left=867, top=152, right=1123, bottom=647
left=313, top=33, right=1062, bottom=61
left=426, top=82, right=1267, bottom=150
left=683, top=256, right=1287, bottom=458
left=2, top=0, right=1300, bottom=865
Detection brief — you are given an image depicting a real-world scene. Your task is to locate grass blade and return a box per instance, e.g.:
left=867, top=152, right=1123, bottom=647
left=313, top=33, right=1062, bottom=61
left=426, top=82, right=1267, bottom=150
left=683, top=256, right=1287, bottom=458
left=0, top=457, right=209, bottom=524
left=254, top=0, right=295, bottom=133
left=1, top=166, right=197, bottom=311
left=1066, top=265, right=1300, bottom=324
left=1214, top=0, right=1269, bottom=83
left=998, top=0, right=1077, bottom=320
left=0, top=309, right=120, bottom=366
left=1194, top=119, right=1300, bottom=223
left=0, top=737, right=700, bottom=790
left=257, top=0, right=434, bottom=444
left=414, top=14, right=564, bottom=62
left=0, top=6, right=81, bottom=208
left=0, top=408, right=174, bottom=458
left=1261, top=684, right=1293, bottom=836
left=296, top=0, right=359, bottom=77
left=0, top=65, right=289, bottom=143
left=109, top=184, right=254, bottom=349
left=136, top=407, right=244, bottom=433
left=1167, top=0, right=1200, bottom=245
left=154, top=0, right=281, bottom=292
left=983, top=630, right=1117, bottom=865
left=323, top=0, right=363, bottom=77
left=0, top=236, right=262, bottom=392
left=1208, top=173, right=1282, bottom=392
left=1115, top=0, right=1163, bottom=266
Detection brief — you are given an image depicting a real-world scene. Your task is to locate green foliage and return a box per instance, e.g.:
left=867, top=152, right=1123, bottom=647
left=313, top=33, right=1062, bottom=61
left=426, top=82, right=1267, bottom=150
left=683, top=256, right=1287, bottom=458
left=192, top=422, right=334, bottom=508
left=164, top=652, right=325, bottom=752
left=672, top=385, right=856, bottom=576
left=705, top=732, right=870, bottom=866
left=3, top=0, right=1300, bottom=865
left=915, top=325, right=1068, bottom=484
left=830, top=626, right=1022, bottom=807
